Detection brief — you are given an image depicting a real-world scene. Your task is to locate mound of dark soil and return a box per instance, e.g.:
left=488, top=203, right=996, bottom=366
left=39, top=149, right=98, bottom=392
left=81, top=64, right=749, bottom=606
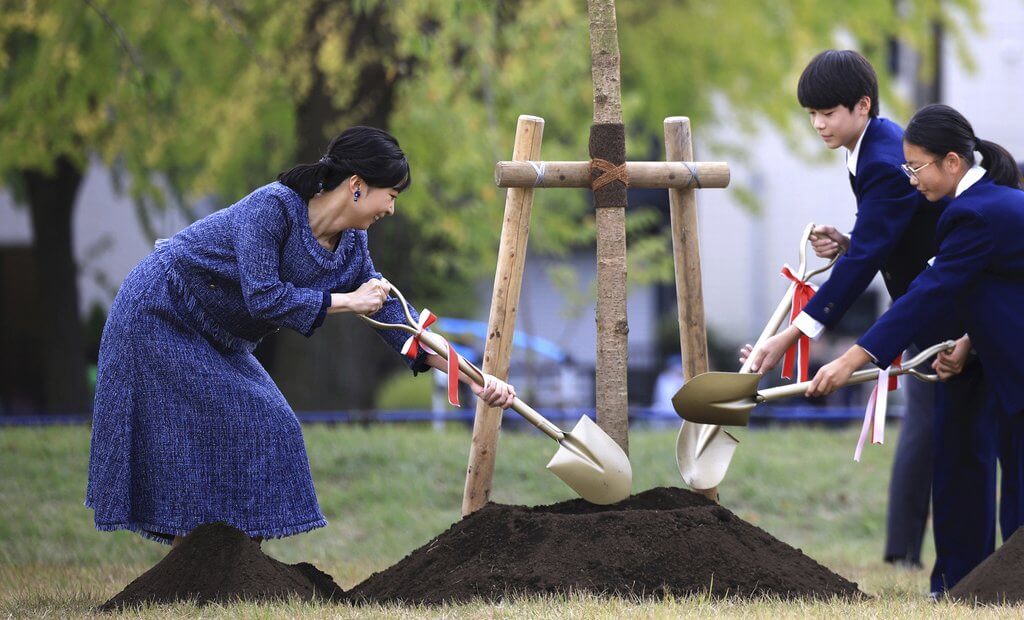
left=950, top=527, right=1024, bottom=605
left=102, top=488, right=864, bottom=608
left=100, top=522, right=344, bottom=610
left=349, top=486, right=864, bottom=605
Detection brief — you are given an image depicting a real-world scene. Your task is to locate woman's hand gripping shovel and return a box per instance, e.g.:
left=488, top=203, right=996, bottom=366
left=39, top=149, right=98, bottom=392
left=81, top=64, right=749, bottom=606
left=674, top=223, right=842, bottom=491
left=358, top=279, right=632, bottom=505
left=673, top=340, right=954, bottom=424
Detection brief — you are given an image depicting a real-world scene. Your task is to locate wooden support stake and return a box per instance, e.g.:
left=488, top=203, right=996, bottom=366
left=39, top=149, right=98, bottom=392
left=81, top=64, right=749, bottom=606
left=461, top=115, right=545, bottom=516
left=664, top=116, right=717, bottom=501
left=589, top=0, right=629, bottom=454
left=494, top=160, right=730, bottom=189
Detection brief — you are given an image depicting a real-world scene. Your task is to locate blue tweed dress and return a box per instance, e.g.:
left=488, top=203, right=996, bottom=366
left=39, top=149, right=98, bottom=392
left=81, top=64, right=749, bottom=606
left=86, top=182, right=427, bottom=543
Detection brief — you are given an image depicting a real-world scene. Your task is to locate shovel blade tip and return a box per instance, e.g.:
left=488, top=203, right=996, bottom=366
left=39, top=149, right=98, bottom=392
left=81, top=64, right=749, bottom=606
left=546, top=415, right=632, bottom=505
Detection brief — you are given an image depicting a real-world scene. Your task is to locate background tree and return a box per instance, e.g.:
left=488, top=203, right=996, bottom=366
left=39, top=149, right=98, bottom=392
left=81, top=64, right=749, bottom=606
left=0, top=0, right=975, bottom=413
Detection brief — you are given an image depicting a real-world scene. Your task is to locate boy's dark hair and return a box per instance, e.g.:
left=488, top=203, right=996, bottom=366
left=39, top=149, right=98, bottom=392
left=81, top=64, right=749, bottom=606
left=797, top=50, right=879, bottom=117
left=906, top=104, right=1023, bottom=189
left=278, top=126, right=411, bottom=201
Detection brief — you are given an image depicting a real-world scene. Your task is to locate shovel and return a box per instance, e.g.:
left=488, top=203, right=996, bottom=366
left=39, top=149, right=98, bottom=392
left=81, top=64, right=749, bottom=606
left=358, top=279, right=632, bottom=505
left=675, top=223, right=842, bottom=491
left=674, top=339, right=954, bottom=425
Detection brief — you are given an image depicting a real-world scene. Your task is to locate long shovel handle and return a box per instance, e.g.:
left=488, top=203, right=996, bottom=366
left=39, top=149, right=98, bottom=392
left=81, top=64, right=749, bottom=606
left=738, top=224, right=844, bottom=374
left=356, top=281, right=567, bottom=442
left=756, top=340, right=956, bottom=402
left=412, top=330, right=566, bottom=441
left=739, top=281, right=798, bottom=374
left=687, top=224, right=845, bottom=478
left=698, top=223, right=819, bottom=455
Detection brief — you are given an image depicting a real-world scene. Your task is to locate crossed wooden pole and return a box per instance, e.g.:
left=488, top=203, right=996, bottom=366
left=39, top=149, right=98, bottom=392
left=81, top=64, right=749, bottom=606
left=460, top=115, right=730, bottom=514
left=461, top=0, right=731, bottom=514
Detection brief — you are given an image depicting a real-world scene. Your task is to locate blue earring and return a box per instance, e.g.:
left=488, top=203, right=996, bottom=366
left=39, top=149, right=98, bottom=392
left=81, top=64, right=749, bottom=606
left=354, top=189, right=361, bottom=202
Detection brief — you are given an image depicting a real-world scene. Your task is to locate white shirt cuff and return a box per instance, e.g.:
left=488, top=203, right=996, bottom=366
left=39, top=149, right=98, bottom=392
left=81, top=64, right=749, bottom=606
left=792, top=311, right=826, bottom=340
left=859, top=345, right=879, bottom=364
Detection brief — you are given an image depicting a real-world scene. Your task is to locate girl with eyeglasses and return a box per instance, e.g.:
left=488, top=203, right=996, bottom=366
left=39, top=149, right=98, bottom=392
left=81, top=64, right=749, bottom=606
left=806, top=103, right=1024, bottom=595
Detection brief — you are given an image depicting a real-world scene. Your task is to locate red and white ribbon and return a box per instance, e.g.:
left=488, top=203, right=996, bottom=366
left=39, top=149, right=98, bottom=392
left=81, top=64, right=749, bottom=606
left=400, top=308, right=462, bottom=407
left=853, top=353, right=902, bottom=462
left=779, top=265, right=818, bottom=383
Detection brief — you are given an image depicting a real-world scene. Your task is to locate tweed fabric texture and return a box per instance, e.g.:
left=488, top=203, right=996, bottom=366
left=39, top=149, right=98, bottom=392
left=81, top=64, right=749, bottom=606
left=86, top=182, right=427, bottom=543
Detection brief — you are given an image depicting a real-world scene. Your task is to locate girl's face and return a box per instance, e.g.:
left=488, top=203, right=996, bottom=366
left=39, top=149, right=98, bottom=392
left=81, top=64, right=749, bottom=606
left=902, top=142, right=965, bottom=202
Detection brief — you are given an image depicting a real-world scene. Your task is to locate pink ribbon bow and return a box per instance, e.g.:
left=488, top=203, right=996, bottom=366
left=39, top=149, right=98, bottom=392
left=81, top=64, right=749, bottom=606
left=854, top=353, right=902, bottom=462
left=400, top=309, right=463, bottom=407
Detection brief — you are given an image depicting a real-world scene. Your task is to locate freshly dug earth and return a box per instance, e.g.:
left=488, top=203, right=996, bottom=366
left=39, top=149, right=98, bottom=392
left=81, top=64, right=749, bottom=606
left=349, top=487, right=865, bottom=604
left=950, top=526, right=1024, bottom=605
left=100, top=522, right=344, bottom=610
left=102, top=488, right=864, bottom=608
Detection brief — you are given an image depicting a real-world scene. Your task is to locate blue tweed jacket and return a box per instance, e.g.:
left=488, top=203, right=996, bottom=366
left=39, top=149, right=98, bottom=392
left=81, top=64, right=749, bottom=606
left=154, top=181, right=428, bottom=369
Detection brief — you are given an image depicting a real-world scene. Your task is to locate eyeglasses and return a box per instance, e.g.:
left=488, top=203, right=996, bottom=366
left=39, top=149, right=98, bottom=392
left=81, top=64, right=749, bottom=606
left=900, top=158, right=941, bottom=180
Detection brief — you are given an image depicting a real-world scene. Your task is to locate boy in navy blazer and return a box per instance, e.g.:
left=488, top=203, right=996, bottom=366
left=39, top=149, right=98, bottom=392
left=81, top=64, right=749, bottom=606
left=744, top=51, right=945, bottom=571
left=747, top=50, right=939, bottom=380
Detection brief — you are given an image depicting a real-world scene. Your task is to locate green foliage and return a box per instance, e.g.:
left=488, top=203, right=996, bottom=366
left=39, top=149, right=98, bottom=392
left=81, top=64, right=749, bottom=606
left=0, top=0, right=979, bottom=300
left=618, top=0, right=980, bottom=140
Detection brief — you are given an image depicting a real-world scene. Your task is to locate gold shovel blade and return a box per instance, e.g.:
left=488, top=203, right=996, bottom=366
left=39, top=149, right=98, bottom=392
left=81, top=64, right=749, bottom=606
left=676, top=423, right=740, bottom=491
left=671, top=372, right=763, bottom=426
left=546, top=415, right=632, bottom=505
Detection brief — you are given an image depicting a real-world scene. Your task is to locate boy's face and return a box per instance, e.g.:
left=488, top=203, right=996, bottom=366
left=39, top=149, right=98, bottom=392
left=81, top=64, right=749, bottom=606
left=806, top=96, right=871, bottom=151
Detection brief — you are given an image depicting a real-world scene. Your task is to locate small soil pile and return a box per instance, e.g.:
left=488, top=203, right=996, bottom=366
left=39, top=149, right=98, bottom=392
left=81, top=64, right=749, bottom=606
left=349, top=487, right=864, bottom=604
left=950, top=527, right=1024, bottom=605
left=100, top=522, right=344, bottom=610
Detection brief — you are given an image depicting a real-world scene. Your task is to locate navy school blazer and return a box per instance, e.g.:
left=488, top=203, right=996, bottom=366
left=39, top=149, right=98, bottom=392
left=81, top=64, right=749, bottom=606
left=803, top=117, right=942, bottom=327
left=858, top=176, right=1024, bottom=413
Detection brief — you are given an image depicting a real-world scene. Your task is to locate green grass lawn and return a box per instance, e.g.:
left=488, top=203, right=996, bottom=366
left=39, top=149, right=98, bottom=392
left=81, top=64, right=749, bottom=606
left=1, top=422, right=1019, bottom=617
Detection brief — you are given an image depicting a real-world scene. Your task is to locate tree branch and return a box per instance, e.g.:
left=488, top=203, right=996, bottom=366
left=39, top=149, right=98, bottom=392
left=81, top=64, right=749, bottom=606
left=82, top=0, right=147, bottom=86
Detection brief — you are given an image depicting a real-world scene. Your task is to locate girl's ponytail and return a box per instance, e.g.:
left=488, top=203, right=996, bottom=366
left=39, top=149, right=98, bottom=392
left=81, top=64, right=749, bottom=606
left=976, top=138, right=1022, bottom=189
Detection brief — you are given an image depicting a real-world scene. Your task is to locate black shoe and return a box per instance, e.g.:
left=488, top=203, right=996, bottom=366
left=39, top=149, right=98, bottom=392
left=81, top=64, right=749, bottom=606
left=883, top=554, right=923, bottom=569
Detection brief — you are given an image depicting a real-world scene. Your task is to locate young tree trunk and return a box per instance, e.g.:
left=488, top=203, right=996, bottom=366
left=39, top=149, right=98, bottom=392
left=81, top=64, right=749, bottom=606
left=23, top=156, right=90, bottom=413
left=588, top=0, right=629, bottom=453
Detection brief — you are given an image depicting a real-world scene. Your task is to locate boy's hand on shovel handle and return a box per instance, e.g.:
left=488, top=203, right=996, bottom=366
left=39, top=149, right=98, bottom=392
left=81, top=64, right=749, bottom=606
left=809, top=225, right=850, bottom=259
left=746, top=326, right=802, bottom=373
left=739, top=344, right=754, bottom=366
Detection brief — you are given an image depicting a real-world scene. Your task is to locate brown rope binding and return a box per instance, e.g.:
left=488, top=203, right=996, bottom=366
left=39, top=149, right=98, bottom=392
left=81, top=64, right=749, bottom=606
left=590, top=158, right=629, bottom=191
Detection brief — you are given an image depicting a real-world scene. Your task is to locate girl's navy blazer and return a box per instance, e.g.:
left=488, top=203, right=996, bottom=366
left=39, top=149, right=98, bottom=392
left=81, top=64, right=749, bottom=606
left=859, top=175, right=1024, bottom=413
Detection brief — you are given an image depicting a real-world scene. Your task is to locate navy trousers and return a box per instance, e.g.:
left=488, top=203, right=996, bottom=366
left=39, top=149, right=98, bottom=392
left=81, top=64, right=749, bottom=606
left=883, top=349, right=934, bottom=566
left=930, top=359, right=1024, bottom=593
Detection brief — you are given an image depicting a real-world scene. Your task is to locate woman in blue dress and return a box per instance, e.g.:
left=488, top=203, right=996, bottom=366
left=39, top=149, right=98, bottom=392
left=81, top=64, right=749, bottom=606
left=806, top=104, right=1024, bottom=594
left=87, top=126, right=516, bottom=546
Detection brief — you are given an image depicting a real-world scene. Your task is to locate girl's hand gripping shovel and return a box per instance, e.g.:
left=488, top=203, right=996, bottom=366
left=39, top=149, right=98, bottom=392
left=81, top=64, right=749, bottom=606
left=358, top=279, right=632, bottom=505
left=675, top=223, right=842, bottom=491
left=673, top=340, right=954, bottom=424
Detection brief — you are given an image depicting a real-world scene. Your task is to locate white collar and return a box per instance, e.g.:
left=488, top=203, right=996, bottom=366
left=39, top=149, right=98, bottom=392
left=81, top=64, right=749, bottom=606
left=846, top=118, right=871, bottom=176
left=955, top=159, right=986, bottom=198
